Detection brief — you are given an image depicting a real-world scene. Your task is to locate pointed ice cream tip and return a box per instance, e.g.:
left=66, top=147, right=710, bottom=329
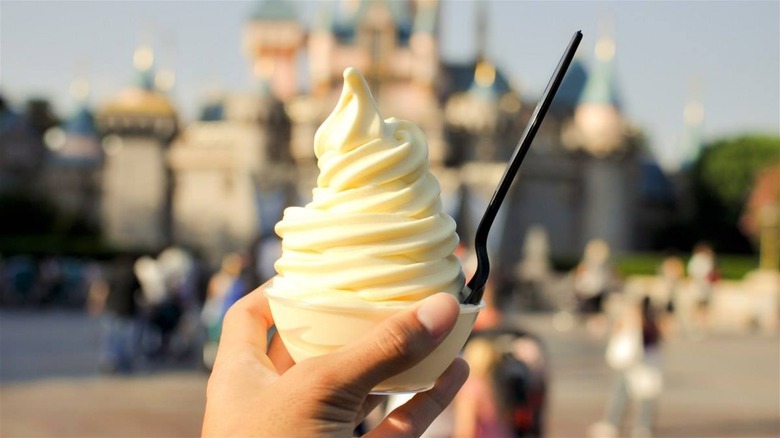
left=342, top=66, right=365, bottom=88
left=314, top=68, right=385, bottom=158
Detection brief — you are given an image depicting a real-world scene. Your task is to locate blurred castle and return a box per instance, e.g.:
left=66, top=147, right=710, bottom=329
left=1, top=0, right=678, bottom=273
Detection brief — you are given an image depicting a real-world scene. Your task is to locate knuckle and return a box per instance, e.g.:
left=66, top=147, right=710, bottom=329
left=377, top=318, right=419, bottom=360
left=388, top=409, right=420, bottom=438
left=303, top=357, right=340, bottom=386
left=221, top=302, right=242, bottom=325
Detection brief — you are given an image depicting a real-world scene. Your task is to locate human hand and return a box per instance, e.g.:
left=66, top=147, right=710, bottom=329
left=202, top=286, right=469, bottom=437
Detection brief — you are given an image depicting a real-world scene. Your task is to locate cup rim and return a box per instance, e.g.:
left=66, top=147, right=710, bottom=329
left=264, top=287, right=485, bottom=314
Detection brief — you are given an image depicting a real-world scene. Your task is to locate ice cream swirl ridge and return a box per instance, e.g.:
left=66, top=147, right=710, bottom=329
left=271, top=68, right=464, bottom=305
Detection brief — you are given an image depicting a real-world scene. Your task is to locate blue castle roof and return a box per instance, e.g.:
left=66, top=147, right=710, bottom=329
left=250, top=0, right=297, bottom=21
left=579, top=50, right=621, bottom=109
left=200, top=101, right=225, bottom=122
left=412, top=2, right=437, bottom=34
left=332, top=0, right=414, bottom=44
left=639, top=161, right=676, bottom=204
left=64, top=106, right=96, bottom=136
left=554, top=58, right=588, bottom=109
left=442, top=62, right=511, bottom=97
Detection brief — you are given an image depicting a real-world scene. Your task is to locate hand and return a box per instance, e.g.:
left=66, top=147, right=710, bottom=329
left=202, top=286, right=469, bottom=437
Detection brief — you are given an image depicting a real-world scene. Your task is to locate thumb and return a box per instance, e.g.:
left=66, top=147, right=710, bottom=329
left=328, top=293, right=461, bottom=395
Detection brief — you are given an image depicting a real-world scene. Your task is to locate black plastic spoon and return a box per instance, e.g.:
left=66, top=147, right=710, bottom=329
left=463, top=30, right=583, bottom=305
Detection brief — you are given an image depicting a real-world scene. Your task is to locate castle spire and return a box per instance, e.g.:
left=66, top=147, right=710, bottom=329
left=244, top=0, right=304, bottom=100
left=475, top=0, right=488, bottom=62
left=572, top=23, right=625, bottom=156
left=65, top=75, right=96, bottom=137
left=680, top=77, right=705, bottom=169
left=579, top=34, right=620, bottom=108
left=133, top=44, right=156, bottom=91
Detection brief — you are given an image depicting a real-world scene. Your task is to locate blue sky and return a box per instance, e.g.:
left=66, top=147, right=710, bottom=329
left=2, top=1, right=778, bottom=168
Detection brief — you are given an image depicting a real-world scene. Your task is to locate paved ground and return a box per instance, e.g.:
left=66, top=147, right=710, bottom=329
left=1, top=309, right=778, bottom=437
left=522, top=314, right=780, bottom=437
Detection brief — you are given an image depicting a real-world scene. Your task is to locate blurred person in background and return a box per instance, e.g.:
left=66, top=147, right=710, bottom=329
left=377, top=278, right=500, bottom=437
left=464, top=280, right=549, bottom=437
left=1, top=255, right=37, bottom=306
left=482, top=281, right=548, bottom=437
left=687, top=242, right=718, bottom=336
left=573, top=239, right=615, bottom=337
left=93, top=253, right=142, bottom=373
left=84, top=261, right=109, bottom=316
left=134, top=254, right=184, bottom=361
left=454, top=337, right=513, bottom=438
left=590, top=296, right=663, bottom=438
left=515, top=226, right=553, bottom=311
left=35, top=255, right=64, bottom=307
left=201, top=252, right=248, bottom=370
left=657, top=253, right=685, bottom=333
left=157, top=247, right=201, bottom=360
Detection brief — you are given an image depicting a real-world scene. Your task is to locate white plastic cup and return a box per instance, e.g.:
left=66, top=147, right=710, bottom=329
left=265, top=282, right=483, bottom=394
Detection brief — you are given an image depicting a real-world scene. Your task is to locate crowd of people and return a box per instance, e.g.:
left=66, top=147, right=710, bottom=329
left=567, top=239, right=719, bottom=438
left=0, top=242, right=278, bottom=375
left=0, top=254, right=102, bottom=308
left=457, top=236, right=721, bottom=438
left=80, top=248, right=205, bottom=373
left=3, top=236, right=723, bottom=437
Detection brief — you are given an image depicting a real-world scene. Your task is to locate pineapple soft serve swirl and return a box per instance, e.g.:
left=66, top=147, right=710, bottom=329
left=269, top=68, right=465, bottom=306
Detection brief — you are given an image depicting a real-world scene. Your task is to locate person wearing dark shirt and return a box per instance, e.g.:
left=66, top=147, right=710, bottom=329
left=99, top=255, right=141, bottom=373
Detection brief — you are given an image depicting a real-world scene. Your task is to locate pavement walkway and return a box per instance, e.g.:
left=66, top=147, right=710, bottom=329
left=1, top=310, right=778, bottom=437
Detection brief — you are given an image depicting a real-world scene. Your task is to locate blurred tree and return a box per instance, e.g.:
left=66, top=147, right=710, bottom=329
left=740, top=162, right=780, bottom=240
left=0, top=192, right=59, bottom=235
left=25, top=98, right=60, bottom=135
left=692, top=134, right=780, bottom=253
left=740, top=162, right=780, bottom=270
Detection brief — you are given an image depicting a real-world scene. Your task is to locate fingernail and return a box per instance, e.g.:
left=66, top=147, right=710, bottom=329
left=416, top=294, right=458, bottom=341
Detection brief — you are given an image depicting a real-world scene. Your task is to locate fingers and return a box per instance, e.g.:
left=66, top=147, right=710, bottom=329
left=356, top=395, right=388, bottom=426
left=214, top=282, right=277, bottom=369
left=329, top=293, right=461, bottom=395
left=366, top=358, right=470, bottom=438
left=267, top=331, right=295, bottom=373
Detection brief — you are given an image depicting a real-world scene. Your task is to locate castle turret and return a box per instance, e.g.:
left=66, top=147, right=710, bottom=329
left=308, top=1, right=337, bottom=95
left=569, top=34, right=638, bottom=251
left=43, top=77, right=103, bottom=231
left=410, top=0, right=439, bottom=87
left=244, top=0, right=304, bottom=100
left=680, top=79, right=705, bottom=170
left=572, top=35, right=625, bottom=156
left=96, top=45, right=178, bottom=251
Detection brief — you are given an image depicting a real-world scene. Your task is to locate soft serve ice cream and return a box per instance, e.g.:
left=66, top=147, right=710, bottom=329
left=265, top=68, right=479, bottom=392
left=268, top=67, right=465, bottom=306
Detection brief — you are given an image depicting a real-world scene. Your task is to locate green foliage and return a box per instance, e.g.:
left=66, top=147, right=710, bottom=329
left=0, top=234, right=117, bottom=259
left=615, top=252, right=758, bottom=280
left=698, top=135, right=780, bottom=207
left=0, top=193, right=59, bottom=235
left=0, top=191, right=108, bottom=257
left=691, top=134, right=780, bottom=253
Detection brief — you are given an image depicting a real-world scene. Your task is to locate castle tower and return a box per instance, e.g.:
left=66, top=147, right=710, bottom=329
left=96, top=45, right=178, bottom=251
left=573, top=34, right=624, bottom=156
left=308, top=1, right=338, bottom=96
left=572, top=34, right=637, bottom=251
left=243, top=0, right=305, bottom=100
left=410, top=0, right=439, bottom=87
left=43, top=77, right=103, bottom=230
left=680, top=79, right=705, bottom=170
left=170, top=2, right=298, bottom=264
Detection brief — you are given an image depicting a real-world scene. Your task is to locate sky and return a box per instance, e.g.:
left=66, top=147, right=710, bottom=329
left=2, top=0, right=779, bottom=169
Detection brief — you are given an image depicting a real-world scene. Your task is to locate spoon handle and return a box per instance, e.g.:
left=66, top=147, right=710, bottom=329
left=465, top=30, right=583, bottom=302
